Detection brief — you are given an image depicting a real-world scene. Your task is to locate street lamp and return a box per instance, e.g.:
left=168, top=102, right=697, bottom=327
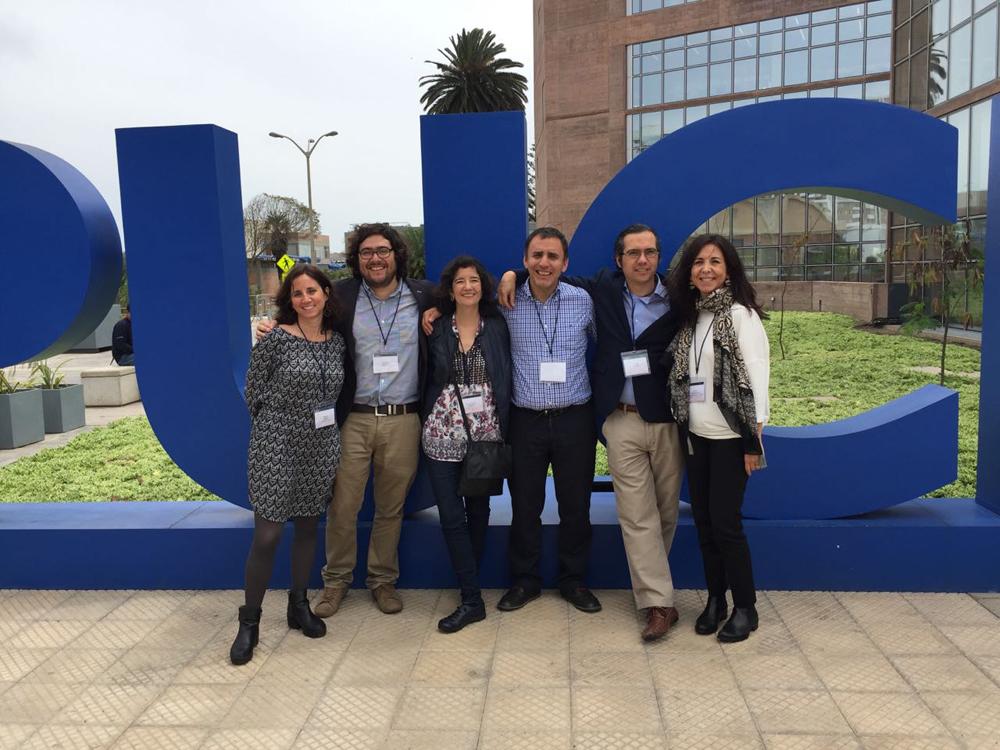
left=268, top=129, right=338, bottom=260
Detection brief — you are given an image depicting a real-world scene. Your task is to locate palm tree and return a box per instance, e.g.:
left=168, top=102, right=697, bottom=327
left=419, top=28, right=528, bottom=114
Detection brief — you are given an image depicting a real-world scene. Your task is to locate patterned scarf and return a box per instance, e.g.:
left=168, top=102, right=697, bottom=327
left=669, top=286, right=760, bottom=444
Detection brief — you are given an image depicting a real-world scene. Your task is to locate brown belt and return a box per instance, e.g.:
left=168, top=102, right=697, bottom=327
left=351, top=402, right=420, bottom=417
left=618, top=402, right=640, bottom=414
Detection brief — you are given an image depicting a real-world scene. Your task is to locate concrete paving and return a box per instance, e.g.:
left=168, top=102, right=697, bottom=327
left=0, top=587, right=999, bottom=748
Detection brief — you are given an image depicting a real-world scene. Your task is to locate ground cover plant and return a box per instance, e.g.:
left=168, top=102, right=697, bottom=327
left=0, top=313, right=981, bottom=501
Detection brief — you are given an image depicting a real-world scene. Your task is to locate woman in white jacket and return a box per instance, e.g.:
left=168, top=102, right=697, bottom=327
left=667, top=234, right=770, bottom=643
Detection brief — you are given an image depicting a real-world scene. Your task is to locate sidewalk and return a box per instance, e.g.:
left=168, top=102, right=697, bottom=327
left=0, top=587, right=998, bottom=748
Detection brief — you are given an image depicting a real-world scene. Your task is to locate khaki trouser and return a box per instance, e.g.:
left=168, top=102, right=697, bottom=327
left=321, top=412, right=421, bottom=589
left=602, top=410, right=684, bottom=609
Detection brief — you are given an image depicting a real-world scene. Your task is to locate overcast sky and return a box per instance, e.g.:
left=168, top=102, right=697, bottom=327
left=1, top=0, right=533, bottom=251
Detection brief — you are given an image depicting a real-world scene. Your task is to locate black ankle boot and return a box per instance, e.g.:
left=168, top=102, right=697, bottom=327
left=695, top=595, right=729, bottom=635
left=718, top=606, right=759, bottom=643
left=437, top=600, right=487, bottom=633
left=287, top=589, right=326, bottom=638
left=230, top=605, right=261, bottom=665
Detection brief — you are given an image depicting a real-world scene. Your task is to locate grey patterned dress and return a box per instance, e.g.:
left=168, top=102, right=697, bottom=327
left=245, top=327, right=345, bottom=522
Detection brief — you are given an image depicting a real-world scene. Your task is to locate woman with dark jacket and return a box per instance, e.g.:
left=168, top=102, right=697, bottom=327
left=667, top=234, right=770, bottom=643
left=422, top=255, right=512, bottom=633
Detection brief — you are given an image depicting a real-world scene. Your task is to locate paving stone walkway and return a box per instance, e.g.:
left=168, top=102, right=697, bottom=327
left=1, top=588, right=999, bottom=749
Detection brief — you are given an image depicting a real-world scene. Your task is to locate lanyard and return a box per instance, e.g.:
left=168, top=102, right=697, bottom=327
left=531, top=290, right=561, bottom=357
left=364, top=285, right=403, bottom=348
left=295, top=323, right=331, bottom=396
left=692, top=314, right=716, bottom=376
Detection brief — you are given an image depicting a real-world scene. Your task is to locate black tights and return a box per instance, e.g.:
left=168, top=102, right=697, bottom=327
left=243, top=514, right=321, bottom=609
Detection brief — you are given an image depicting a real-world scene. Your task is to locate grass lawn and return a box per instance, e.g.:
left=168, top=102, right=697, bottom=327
left=0, top=312, right=981, bottom=502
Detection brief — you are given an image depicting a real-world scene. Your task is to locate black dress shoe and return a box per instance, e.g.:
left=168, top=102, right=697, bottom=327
left=561, top=586, right=602, bottom=613
left=717, top=606, right=758, bottom=643
left=695, top=595, right=729, bottom=635
left=287, top=589, right=326, bottom=638
left=438, top=601, right=487, bottom=633
left=497, top=586, right=541, bottom=611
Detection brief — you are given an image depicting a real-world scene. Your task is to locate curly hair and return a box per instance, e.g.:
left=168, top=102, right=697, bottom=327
left=274, top=264, right=342, bottom=331
left=666, top=234, right=767, bottom=328
left=346, top=223, right=409, bottom=281
left=432, top=255, right=500, bottom=318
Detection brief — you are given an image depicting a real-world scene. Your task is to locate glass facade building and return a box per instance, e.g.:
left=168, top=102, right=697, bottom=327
left=626, top=1, right=894, bottom=282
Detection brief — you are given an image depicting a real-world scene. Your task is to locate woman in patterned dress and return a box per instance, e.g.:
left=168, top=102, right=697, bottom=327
left=231, top=264, right=346, bottom=665
left=422, top=256, right=511, bottom=633
left=667, top=235, right=770, bottom=643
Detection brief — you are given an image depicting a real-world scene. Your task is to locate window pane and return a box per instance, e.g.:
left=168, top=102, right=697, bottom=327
left=931, top=0, right=949, bottom=38
left=834, top=244, right=862, bottom=263
left=665, top=49, right=685, bottom=69
left=896, top=20, right=911, bottom=58
left=867, top=37, right=891, bottom=73
left=811, top=45, right=837, bottom=80
left=839, top=41, right=864, bottom=77
left=782, top=194, right=808, bottom=244
left=811, top=86, right=836, bottom=97
left=734, top=36, right=758, bottom=58
left=912, top=8, right=930, bottom=50
left=760, top=18, right=782, bottom=33
left=785, top=50, right=809, bottom=84
left=686, top=105, right=708, bottom=124
left=711, top=27, right=733, bottom=41
left=806, top=265, right=833, bottom=280
left=910, top=48, right=929, bottom=108
left=952, top=106, right=971, bottom=215
left=664, top=70, right=685, bottom=102
left=710, top=62, right=732, bottom=95
left=687, top=66, right=708, bottom=99
left=734, top=58, right=757, bottom=91
left=949, top=22, right=972, bottom=98
left=929, top=36, right=948, bottom=107
left=784, top=89, right=808, bottom=99
left=687, top=31, right=709, bottom=45
left=813, top=9, right=838, bottom=22
left=709, top=100, right=731, bottom=115
left=970, top=100, right=990, bottom=214
left=813, top=23, right=836, bottom=45
left=759, top=54, right=782, bottom=88
left=867, top=14, right=892, bottom=37
left=663, top=108, right=684, bottom=135
left=807, top=195, right=835, bottom=243
left=838, top=83, right=864, bottom=98
left=868, top=0, right=893, bottom=12
left=834, top=265, right=861, bottom=281
left=757, top=195, right=781, bottom=245
left=894, top=60, right=911, bottom=108
left=687, top=45, right=708, bottom=66
left=972, top=9, right=997, bottom=88
left=785, top=28, right=809, bottom=49
left=711, top=41, right=733, bottom=61
left=840, top=3, right=866, bottom=17
left=786, top=13, right=810, bottom=28
left=760, top=32, right=783, bottom=54
left=952, top=0, right=972, bottom=25
left=840, top=19, right=865, bottom=41
left=866, top=79, right=891, bottom=101
left=757, top=247, right=780, bottom=266
left=642, top=40, right=663, bottom=54
left=642, top=54, right=662, bottom=73
left=665, top=36, right=685, bottom=50
left=632, top=77, right=641, bottom=108
left=735, top=22, right=758, bottom=37
left=642, top=73, right=663, bottom=105
left=641, top=111, right=661, bottom=148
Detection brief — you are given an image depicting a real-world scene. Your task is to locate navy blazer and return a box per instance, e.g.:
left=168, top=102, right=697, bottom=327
left=332, top=276, right=435, bottom=426
left=423, top=313, right=512, bottom=440
left=513, top=268, right=677, bottom=431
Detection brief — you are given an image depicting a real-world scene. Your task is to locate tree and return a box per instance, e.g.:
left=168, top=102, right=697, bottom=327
left=243, top=193, right=319, bottom=261
left=419, top=28, right=528, bottom=114
left=898, top=220, right=984, bottom=385
left=398, top=225, right=426, bottom=280
left=527, top=143, right=536, bottom=223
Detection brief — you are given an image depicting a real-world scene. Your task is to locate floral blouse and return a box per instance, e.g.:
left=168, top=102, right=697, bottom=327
left=422, top=317, right=502, bottom=462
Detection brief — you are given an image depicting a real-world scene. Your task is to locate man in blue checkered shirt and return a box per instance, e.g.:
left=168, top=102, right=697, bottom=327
left=495, top=227, right=602, bottom=615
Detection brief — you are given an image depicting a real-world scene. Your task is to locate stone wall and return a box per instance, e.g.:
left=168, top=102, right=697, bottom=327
left=754, top=281, right=887, bottom=322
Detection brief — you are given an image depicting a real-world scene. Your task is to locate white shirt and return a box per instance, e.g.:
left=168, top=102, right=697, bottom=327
left=688, top=304, right=770, bottom=440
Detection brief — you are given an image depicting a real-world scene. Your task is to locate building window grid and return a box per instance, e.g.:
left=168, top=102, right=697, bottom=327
left=893, top=0, right=1000, bottom=109
left=627, top=0, right=701, bottom=15
left=627, top=1, right=892, bottom=110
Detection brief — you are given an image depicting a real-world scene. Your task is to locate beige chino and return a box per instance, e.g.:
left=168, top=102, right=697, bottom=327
left=602, top=409, right=684, bottom=609
left=321, top=411, right=421, bottom=589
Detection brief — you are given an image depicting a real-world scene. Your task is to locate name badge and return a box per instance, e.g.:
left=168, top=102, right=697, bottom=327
left=461, top=390, right=486, bottom=414
left=621, top=349, right=651, bottom=378
left=314, top=401, right=337, bottom=429
left=373, top=352, right=400, bottom=374
left=539, top=361, right=567, bottom=383
left=689, top=379, right=706, bottom=403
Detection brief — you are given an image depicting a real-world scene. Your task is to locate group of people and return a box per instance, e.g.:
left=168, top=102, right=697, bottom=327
left=230, top=221, right=770, bottom=666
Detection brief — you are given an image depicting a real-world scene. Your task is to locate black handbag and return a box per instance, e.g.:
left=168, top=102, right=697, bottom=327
left=452, top=361, right=511, bottom=497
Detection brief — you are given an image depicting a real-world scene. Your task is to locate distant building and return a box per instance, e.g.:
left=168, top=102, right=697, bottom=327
left=285, top=231, right=331, bottom=263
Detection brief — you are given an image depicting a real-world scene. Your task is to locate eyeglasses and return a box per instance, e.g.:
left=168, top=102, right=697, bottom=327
left=358, top=246, right=393, bottom=260
left=622, top=249, right=660, bottom=260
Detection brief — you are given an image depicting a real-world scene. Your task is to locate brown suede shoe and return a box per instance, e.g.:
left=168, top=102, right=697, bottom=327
left=371, top=583, right=403, bottom=614
left=313, top=586, right=348, bottom=619
left=642, top=606, right=679, bottom=642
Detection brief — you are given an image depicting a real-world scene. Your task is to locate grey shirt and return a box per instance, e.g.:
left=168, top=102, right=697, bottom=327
left=352, top=280, right=421, bottom=406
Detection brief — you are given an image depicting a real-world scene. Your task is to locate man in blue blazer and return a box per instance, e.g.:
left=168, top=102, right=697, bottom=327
left=500, top=224, right=683, bottom=641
